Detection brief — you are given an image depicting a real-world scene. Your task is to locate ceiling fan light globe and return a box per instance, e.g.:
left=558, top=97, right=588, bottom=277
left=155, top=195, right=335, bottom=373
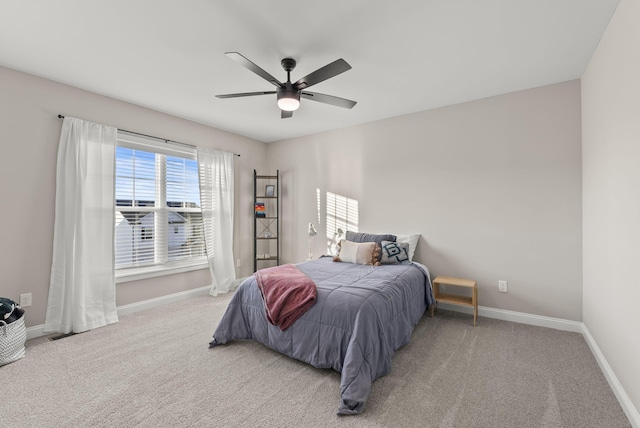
left=277, top=96, right=300, bottom=111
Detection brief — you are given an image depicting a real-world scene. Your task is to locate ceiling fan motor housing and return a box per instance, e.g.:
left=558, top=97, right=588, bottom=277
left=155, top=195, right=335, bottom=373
left=281, top=58, right=296, bottom=72
left=277, top=83, right=300, bottom=111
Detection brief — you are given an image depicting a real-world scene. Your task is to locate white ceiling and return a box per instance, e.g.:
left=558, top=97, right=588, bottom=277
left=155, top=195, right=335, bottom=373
left=0, top=0, right=620, bottom=143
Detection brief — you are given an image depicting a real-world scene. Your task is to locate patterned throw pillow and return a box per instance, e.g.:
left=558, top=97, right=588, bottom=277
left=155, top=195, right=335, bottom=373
left=344, top=231, right=396, bottom=264
left=380, top=240, right=410, bottom=264
left=333, top=240, right=380, bottom=266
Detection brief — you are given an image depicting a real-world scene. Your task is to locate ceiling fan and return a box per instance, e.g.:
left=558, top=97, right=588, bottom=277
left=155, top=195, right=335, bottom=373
left=216, top=52, right=357, bottom=118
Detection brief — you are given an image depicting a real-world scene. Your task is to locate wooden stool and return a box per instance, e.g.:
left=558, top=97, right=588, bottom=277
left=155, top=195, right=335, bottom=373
left=431, top=276, right=478, bottom=326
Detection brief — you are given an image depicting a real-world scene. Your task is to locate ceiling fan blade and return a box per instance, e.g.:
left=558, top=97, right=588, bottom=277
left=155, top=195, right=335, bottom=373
left=300, top=91, right=357, bottom=109
left=281, top=110, right=293, bottom=119
left=294, top=59, right=352, bottom=90
left=225, top=52, right=283, bottom=87
left=216, top=91, right=276, bottom=99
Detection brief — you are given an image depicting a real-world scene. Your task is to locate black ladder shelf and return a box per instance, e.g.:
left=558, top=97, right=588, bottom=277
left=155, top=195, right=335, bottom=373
left=253, top=170, right=280, bottom=272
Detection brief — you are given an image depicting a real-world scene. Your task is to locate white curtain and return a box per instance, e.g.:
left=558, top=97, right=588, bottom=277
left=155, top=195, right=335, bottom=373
left=197, top=148, right=236, bottom=296
left=44, top=117, right=118, bottom=334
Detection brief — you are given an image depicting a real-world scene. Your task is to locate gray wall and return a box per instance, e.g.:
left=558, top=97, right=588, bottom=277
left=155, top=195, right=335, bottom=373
left=582, top=0, right=640, bottom=415
left=0, top=65, right=266, bottom=327
left=267, top=80, right=583, bottom=321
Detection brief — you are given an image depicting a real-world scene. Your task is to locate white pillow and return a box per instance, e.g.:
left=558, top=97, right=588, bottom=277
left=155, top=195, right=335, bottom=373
left=393, top=234, right=420, bottom=261
left=333, top=240, right=380, bottom=265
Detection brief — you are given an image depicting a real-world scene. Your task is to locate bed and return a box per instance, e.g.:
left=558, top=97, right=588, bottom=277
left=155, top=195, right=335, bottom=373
left=209, top=255, right=433, bottom=415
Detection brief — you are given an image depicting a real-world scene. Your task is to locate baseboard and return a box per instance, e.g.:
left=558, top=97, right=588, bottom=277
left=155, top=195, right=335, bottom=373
left=26, top=324, right=47, bottom=340
left=116, top=285, right=213, bottom=316
left=582, top=325, right=640, bottom=428
left=435, top=302, right=583, bottom=332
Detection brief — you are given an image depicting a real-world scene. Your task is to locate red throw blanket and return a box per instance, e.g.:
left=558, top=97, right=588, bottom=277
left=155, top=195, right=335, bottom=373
left=255, top=264, right=317, bottom=331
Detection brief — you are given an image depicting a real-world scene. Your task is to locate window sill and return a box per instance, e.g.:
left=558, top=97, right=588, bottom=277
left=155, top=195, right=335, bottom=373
left=116, top=261, right=209, bottom=283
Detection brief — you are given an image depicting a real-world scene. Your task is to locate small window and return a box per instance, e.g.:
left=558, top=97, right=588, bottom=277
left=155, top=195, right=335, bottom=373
left=141, top=227, right=154, bottom=240
left=115, top=132, right=206, bottom=273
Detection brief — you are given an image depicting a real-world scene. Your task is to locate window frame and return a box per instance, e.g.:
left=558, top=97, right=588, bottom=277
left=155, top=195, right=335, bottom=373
left=114, top=132, right=207, bottom=283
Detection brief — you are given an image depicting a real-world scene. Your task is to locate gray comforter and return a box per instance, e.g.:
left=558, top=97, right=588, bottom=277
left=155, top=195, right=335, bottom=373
left=209, top=256, right=433, bottom=415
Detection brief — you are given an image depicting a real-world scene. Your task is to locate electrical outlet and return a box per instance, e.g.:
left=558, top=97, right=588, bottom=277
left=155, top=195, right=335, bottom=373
left=20, top=293, right=32, bottom=307
left=498, top=280, right=508, bottom=293
left=236, top=258, right=241, bottom=268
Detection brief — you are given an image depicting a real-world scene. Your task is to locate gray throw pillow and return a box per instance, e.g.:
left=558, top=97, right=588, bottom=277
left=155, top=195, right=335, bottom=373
left=345, top=231, right=396, bottom=247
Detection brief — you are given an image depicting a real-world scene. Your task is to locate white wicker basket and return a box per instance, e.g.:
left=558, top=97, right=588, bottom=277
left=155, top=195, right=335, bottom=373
left=0, top=313, right=26, bottom=366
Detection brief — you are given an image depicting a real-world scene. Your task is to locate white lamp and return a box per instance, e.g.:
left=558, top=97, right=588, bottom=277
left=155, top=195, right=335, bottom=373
left=307, top=223, right=317, bottom=260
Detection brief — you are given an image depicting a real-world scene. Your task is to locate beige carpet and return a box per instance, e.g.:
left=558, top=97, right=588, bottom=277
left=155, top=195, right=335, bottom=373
left=1, top=293, right=630, bottom=428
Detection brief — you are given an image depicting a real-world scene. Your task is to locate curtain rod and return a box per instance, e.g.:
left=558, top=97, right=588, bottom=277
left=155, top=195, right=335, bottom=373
left=57, top=115, right=240, bottom=157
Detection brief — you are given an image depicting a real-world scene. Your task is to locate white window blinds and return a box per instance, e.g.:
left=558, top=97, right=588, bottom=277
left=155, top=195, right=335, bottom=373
left=115, top=132, right=205, bottom=271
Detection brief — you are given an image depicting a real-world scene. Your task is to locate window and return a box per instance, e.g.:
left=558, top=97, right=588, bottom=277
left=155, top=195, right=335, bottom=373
left=141, top=228, right=154, bottom=240
left=115, top=132, right=206, bottom=278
